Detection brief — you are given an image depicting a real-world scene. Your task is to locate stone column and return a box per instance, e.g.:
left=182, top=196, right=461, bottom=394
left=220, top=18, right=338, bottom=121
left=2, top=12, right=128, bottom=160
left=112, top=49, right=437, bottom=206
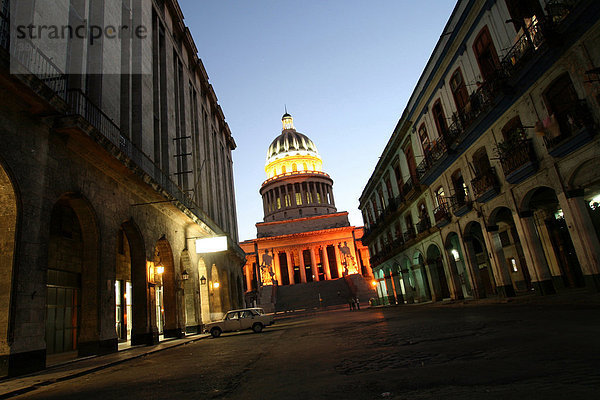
left=245, top=263, right=253, bottom=292
left=515, top=212, right=555, bottom=295
left=444, top=250, right=465, bottom=300
left=329, top=185, right=336, bottom=206
left=291, top=183, right=298, bottom=206
left=424, top=261, right=442, bottom=302
left=285, top=251, right=295, bottom=285
left=322, top=246, right=332, bottom=280
left=391, top=271, right=405, bottom=304
left=273, top=251, right=282, bottom=285
left=483, top=228, right=515, bottom=297
left=298, top=248, right=307, bottom=283
left=400, top=268, right=415, bottom=303
left=558, top=192, right=600, bottom=291
left=310, top=247, right=319, bottom=282
left=334, top=244, right=344, bottom=277
left=462, top=238, right=486, bottom=299
left=383, top=272, right=396, bottom=304
left=262, top=194, right=268, bottom=216
left=533, top=210, right=564, bottom=289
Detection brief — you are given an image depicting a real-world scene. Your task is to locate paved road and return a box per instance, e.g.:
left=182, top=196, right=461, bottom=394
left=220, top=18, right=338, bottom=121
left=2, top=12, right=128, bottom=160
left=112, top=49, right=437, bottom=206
left=14, top=303, right=600, bottom=399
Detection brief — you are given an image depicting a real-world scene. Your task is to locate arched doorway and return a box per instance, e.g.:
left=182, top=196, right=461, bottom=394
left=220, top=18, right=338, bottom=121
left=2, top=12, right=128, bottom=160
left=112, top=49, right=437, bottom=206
left=210, top=264, right=223, bottom=320
left=46, top=194, right=99, bottom=359
left=154, top=238, right=181, bottom=339
left=399, top=257, right=415, bottom=304
left=426, top=244, right=451, bottom=301
left=522, top=187, right=584, bottom=289
left=120, top=220, right=153, bottom=346
left=463, top=221, right=497, bottom=297
left=444, top=232, right=473, bottom=299
left=488, top=206, right=533, bottom=294
left=0, top=162, right=18, bottom=363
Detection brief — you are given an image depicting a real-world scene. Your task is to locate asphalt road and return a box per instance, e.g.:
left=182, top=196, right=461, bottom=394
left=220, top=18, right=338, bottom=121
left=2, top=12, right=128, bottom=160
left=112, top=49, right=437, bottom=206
left=14, top=303, right=600, bottom=400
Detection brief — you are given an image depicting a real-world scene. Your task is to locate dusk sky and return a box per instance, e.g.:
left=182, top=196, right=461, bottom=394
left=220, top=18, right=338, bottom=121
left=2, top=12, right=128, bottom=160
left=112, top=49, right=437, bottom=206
left=178, top=0, right=457, bottom=241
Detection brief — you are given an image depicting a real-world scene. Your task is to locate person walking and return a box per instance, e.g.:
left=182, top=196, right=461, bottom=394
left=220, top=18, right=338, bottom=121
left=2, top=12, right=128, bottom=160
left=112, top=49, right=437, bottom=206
left=355, top=297, right=360, bottom=310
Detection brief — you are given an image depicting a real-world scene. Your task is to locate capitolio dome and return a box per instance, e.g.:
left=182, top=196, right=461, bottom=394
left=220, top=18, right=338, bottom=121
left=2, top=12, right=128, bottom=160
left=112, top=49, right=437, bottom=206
left=266, top=114, right=319, bottom=165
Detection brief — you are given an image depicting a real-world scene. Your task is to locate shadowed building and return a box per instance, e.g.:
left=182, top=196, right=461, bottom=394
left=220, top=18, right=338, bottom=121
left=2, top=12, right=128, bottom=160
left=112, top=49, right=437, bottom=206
left=359, top=0, right=600, bottom=306
left=240, top=114, right=374, bottom=312
left=0, top=0, right=244, bottom=377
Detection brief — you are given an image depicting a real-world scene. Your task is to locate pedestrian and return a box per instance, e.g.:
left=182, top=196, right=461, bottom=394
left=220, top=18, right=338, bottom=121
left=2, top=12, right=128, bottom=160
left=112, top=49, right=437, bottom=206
left=348, top=297, right=354, bottom=311
left=355, top=297, right=360, bottom=310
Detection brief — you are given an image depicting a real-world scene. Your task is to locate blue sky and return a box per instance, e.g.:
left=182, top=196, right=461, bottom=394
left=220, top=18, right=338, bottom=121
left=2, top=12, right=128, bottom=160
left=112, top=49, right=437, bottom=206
left=178, top=0, right=457, bottom=241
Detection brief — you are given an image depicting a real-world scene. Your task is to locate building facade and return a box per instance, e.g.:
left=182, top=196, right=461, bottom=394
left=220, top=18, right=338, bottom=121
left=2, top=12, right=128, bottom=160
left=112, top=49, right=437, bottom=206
left=240, top=114, right=373, bottom=310
left=0, top=0, right=244, bottom=377
left=359, top=0, right=600, bottom=305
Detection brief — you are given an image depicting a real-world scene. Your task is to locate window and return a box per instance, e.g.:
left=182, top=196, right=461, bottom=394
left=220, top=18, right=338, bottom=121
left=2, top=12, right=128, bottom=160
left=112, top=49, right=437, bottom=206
left=432, top=100, right=448, bottom=137
left=393, top=162, right=403, bottom=191
left=501, top=116, right=525, bottom=142
left=472, top=147, right=492, bottom=176
left=451, top=169, right=468, bottom=205
left=473, top=26, right=500, bottom=81
left=450, top=68, right=469, bottom=113
left=282, top=165, right=287, bottom=174
left=435, top=186, right=446, bottom=207
left=292, top=164, right=298, bottom=172
left=418, top=124, right=430, bottom=152
left=295, top=193, right=303, bottom=205
left=543, top=73, right=581, bottom=138
left=384, top=176, right=393, bottom=199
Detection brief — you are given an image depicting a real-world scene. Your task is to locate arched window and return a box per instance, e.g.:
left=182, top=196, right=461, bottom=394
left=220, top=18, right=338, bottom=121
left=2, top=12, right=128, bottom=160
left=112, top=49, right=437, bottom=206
left=473, top=26, right=500, bottom=81
left=450, top=68, right=469, bottom=113
left=451, top=169, right=469, bottom=205
left=418, top=123, right=430, bottom=152
left=303, top=163, right=307, bottom=171
left=292, top=163, right=298, bottom=172
left=432, top=100, right=448, bottom=138
left=282, top=165, right=287, bottom=174
left=501, top=116, right=524, bottom=142
left=435, top=186, right=446, bottom=207
left=472, top=147, right=492, bottom=177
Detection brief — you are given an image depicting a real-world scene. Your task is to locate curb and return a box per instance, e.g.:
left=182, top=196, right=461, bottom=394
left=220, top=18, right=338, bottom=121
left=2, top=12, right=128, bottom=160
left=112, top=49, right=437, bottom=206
left=0, top=334, right=209, bottom=399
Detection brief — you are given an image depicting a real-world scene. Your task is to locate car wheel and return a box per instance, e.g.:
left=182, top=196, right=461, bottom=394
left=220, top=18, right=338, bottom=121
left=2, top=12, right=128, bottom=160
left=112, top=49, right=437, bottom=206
left=252, top=323, right=263, bottom=333
left=211, top=327, right=222, bottom=338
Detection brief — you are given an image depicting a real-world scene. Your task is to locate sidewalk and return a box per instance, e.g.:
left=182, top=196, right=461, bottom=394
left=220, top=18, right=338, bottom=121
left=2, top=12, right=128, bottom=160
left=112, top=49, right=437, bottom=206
left=0, top=333, right=210, bottom=399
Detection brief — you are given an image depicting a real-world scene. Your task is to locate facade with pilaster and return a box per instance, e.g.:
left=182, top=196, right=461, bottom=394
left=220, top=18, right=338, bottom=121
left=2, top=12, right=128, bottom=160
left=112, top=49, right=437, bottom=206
left=359, top=0, right=600, bottom=305
left=0, top=0, right=244, bottom=377
left=240, top=114, right=373, bottom=310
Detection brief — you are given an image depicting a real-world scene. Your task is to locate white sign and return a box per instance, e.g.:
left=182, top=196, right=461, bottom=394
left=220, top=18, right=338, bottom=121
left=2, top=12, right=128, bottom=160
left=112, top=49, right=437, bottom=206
left=195, top=236, right=228, bottom=253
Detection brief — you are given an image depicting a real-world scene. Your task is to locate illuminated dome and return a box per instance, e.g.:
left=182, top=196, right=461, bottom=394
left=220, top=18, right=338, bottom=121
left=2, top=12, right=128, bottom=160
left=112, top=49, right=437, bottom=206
left=264, top=114, right=323, bottom=179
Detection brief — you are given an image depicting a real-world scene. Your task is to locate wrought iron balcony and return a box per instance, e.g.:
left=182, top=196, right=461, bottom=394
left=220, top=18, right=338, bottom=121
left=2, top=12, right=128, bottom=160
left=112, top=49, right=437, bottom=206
left=433, top=203, right=452, bottom=226
left=543, top=100, right=596, bottom=157
left=416, top=217, right=432, bottom=234
left=471, top=167, right=501, bottom=203
left=416, top=137, right=450, bottom=180
left=500, top=20, right=545, bottom=78
left=403, top=229, right=416, bottom=243
left=449, top=195, right=472, bottom=217
left=497, top=136, right=538, bottom=184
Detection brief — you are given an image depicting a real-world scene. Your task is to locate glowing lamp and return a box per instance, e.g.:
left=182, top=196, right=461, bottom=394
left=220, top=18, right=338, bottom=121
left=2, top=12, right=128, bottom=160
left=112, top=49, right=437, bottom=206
left=213, top=281, right=220, bottom=289
left=371, top=280, right=377, bottom=287
left=195, top=236, right=228, bottom=254
left=156, top=265, right=165, bottom=275
left=181, top=270, right=189, bottom=280
left=200, top=276, right=207, bottom=285
left=451, top=249, right=460, bottom=261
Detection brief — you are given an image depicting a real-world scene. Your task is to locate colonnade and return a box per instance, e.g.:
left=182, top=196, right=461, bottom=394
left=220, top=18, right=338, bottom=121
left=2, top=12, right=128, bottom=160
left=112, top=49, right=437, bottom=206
left=262, top=180, right=335, bottom=216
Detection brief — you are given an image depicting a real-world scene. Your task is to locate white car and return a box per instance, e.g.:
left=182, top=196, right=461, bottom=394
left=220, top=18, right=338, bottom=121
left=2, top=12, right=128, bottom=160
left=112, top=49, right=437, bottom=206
left=204, top=308, right=274, bottom=338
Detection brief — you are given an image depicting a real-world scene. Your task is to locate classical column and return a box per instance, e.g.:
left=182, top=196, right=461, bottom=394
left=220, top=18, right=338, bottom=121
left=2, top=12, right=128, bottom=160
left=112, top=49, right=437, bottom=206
left=285, top=251, right=295, bottom=285
left=309, top=247, right=319, bottom=282
left=515, top=212, right=555, bottom=295
left=424, top=260, right=442, bottom=302
left=262, top=194, right=268, bottom=216
left=298, top=248, right=307, bottom=283
left=391, top=270, right=405, bottom=304
left=558, top=192, right=600, bottom=291
left=533, top=210, right=564, bottom=289
left=383, top=272, right=396, bottom=304
left=273, top=251, right=282, bottom=285
left=334, top=244, right=344, bottom=277
left=444, top=250, right=465, bottom=300
left=322, top=246, right=332, bottom=280
left=291, top=183, right=298, bottom=206
left=245, top=263, right=253, bottom=292
left=400, top=268, right=415, bottom=303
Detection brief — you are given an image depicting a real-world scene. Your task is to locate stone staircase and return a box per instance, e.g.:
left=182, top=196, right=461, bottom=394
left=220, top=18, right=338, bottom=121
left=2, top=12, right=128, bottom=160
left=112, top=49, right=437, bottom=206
left=273, top=274, right=376, bottom=312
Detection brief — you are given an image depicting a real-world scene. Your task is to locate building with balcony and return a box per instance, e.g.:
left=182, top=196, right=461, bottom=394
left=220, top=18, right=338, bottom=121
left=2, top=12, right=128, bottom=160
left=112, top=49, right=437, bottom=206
left=0, top=0, right=244, bottom=377
left=240, top=114, right=374, bottom=311
left=359, top=0, right=600, bottom=305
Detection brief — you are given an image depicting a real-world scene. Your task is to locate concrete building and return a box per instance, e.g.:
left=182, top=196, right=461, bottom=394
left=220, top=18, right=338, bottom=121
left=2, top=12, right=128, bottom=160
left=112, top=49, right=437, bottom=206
left=359, top=0, right=600, bottom=305
left=240, top=114, right=374, bottom=312
left=0, top=0, right=244, bottom=377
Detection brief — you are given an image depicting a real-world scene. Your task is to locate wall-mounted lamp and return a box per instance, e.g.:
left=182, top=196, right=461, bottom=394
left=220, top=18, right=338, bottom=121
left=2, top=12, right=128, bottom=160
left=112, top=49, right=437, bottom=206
left=156, top=265, right=165, bottom=275
left=181, top=270, right=189, bottom=281
left=200, top=276, right=207, bottom=285
left=213, top=281, right=220, bottom=289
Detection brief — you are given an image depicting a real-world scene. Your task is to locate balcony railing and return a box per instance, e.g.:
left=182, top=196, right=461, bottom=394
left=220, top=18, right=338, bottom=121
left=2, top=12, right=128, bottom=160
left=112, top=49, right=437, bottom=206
left=498, top=137, right=538, bottom=182
left=416, top=217, right=432, bottom=234
left=433, top=202, right=451, bottom=225
left=403, top=229, right=416, bottom=243
left=500, top=20, right=545, bottom=77
left=543, top=99, right=595, bottom=153
left=471, top=167, right=500, bottom=202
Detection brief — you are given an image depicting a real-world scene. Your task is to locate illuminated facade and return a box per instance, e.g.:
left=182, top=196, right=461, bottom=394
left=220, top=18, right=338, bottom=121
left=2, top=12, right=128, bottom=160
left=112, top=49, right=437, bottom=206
left=360, top=0, right=600, bottom=306
left=241, top=114, right=374, bottom=310
left=0, top=0, right=244, bottom=377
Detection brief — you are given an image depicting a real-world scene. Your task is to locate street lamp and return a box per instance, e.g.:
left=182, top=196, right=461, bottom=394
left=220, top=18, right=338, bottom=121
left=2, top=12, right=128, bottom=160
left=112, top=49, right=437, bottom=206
left=181, top=270, right=189, bottom=281
left=200, top=276, right=207, bottom=285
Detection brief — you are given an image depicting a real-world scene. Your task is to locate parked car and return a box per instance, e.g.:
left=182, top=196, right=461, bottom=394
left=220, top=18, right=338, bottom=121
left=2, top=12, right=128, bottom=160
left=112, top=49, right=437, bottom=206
left=204, top=308, right=274, bottom=338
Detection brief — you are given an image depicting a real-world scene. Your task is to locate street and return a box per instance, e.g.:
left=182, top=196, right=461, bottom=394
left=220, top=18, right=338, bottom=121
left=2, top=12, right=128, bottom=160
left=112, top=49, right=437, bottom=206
left=14, top=303, right=600, bottom=400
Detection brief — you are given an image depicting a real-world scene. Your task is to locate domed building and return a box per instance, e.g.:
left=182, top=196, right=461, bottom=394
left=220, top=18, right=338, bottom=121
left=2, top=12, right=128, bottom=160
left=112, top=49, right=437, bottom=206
left=240, top=114, right=374, bottom=312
